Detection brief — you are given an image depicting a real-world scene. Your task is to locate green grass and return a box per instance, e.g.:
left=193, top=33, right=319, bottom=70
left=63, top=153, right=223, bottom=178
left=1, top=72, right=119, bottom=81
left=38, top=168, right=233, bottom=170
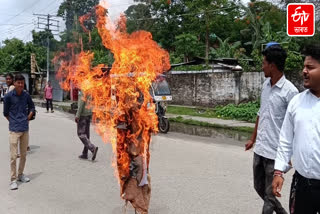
left=167, top=101, right=259, bottom=123
left=169, top=116, right=254, bottom=133
left=172, top=64, right=211, bottom=71
left=167, top=106, right=217, bottom=118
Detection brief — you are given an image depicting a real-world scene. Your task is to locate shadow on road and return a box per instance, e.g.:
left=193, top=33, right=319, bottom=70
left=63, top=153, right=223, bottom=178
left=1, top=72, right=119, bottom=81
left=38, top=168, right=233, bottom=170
left=27, top=172, right=43, bottom=181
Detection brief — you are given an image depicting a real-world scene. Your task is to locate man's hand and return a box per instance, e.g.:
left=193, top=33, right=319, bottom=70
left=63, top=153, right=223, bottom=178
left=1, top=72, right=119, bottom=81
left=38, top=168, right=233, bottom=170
left=245, top=139, right=254, bottom=151
left=75, top=117, right=79, bottom=123
left=272, top=173, right=284, bottom=197
left=27, top=112, right=33, bottom=121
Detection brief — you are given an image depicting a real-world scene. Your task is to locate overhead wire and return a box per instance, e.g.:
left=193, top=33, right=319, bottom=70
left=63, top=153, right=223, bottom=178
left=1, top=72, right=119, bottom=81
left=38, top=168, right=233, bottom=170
left=0, top=22, right=33, bottom=26
left=0, top=1, right=142, bottom=43
left=1, top=0, right=40, bottom=24
left=0, top=23, right=35, bottom=40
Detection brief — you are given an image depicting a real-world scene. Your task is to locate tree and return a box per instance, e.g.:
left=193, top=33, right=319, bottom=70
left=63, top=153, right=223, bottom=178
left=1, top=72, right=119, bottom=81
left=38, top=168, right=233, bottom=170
left=32, top=30, right=59, bottom=52
left=182, top=0, right=228, bottom=63
left=174, top=33, right=201, bottom=62
left=128, top=0, right=195, bottom=52
left=130, top=0, right=242, bottom=62
left=57, top=0, right=99, bottom=32
left=0, top=38, right=46, bottom=74
left=209, top=37, right=241, bottom=59
left=240, top=1, right=286, bottom=51
left=125, top=3, right=155, bottom=34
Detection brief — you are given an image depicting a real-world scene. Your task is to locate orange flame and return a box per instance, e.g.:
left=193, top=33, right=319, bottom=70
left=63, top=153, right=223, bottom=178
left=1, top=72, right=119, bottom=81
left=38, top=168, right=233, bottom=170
left=55, top=3, right=170, bottom=213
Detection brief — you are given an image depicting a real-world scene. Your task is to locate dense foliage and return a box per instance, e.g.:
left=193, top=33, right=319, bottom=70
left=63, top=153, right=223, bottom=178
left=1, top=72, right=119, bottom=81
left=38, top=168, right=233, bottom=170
left=0, top=0, right=319, bottom=76
left=215, top=101, right=260, bottom=122
left=167, top=101, right=260, bottom=122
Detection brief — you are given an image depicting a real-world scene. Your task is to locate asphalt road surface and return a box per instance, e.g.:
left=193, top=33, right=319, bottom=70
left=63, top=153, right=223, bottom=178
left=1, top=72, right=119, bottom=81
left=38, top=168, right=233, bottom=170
left=0, top=104, right=292, bottom=214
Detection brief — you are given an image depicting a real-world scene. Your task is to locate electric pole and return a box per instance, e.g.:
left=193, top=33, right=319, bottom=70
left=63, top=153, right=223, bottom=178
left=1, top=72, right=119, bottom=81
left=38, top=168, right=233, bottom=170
left=34, top=13, right=59, bottom=82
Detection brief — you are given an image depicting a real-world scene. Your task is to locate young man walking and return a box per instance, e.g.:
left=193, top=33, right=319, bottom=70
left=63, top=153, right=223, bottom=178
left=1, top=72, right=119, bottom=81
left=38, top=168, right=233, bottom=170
left=3, top=74, right=35, bottom=190
left=245, top=42, right=298, bottom=214
left=75, top=90, right=98, bottom=161
left=272, top=44, right=320, bottom=214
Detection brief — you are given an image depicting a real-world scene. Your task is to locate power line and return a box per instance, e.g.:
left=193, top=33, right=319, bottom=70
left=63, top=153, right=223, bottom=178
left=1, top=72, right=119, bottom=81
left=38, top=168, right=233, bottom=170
left=0, top=23, right=35, bottom=39
left=34, top=13, right=60, bottom=82
left=48, top=5, right=61, bottom=15
left=132, top=6, right=239, bottom=21
left=2, top=0, right=40, bottom=24
left=0, top=13, right=34, bottom=17
left=22, top=31, right=33, bottom=42
left=37, top=0, right=61, bottom=15
left=0, top=22, right=33, bottom=26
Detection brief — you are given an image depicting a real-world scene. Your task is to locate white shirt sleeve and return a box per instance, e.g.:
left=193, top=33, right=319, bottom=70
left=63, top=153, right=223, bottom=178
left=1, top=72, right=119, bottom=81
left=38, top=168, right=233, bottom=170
left=274, top=102, right=294, bottom=173
left=287, top=87, right=299, bottom=104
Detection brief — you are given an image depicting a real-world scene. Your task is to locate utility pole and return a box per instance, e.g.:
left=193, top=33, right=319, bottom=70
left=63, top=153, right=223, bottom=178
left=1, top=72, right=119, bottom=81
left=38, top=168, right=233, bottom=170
left=34, top=13, right=59, bottom=82
left=205, top=10, right=209, bottom=67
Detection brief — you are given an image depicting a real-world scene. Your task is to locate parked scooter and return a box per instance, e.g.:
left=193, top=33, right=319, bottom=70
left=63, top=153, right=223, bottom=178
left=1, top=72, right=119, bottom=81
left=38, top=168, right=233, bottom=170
left=100, top=67, right=172, bottom=133
left=150, top=74, right=172, bottom=133
left=155, top=101, right=170, bottom=133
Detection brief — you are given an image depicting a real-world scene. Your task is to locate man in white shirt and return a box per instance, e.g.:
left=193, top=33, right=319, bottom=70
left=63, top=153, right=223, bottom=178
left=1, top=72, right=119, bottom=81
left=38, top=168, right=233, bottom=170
left=245, top=42, right=298, bottom=214
left=272, top=44, right=320, bottom=214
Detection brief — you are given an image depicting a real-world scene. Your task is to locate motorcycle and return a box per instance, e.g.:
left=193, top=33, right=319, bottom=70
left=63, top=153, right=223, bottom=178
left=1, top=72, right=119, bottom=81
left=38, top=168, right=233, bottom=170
left=150, top=74, right=172, bottom=133
left=100, top=68, right=172, bottom=133
left=155, top=101, right=170, bottom=133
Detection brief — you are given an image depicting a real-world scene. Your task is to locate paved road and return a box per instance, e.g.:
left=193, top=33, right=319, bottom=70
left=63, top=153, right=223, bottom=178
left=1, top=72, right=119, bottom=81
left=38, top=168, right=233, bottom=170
left=0, top=104, right=292, bottom=214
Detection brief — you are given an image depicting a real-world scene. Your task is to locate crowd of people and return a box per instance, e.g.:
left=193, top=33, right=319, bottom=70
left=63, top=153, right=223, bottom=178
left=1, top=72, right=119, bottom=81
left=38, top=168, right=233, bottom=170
left=1, top=42, right=320, bottom=214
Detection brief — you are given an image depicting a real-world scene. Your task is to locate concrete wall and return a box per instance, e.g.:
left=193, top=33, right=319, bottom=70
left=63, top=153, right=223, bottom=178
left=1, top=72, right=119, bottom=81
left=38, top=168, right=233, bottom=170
left=167, top=71, right=265, bottom=107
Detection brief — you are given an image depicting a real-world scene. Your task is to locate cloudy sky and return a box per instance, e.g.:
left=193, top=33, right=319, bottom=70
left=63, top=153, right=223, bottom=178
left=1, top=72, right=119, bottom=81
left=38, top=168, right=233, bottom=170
left=0, top=0, right=135, bottom=44
left=0, top=0, right=250, bottom=45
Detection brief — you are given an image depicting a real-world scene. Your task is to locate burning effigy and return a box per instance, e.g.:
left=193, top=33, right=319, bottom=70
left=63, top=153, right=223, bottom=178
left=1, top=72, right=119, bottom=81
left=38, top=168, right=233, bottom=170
left=54, top=2, right=170, bottom=214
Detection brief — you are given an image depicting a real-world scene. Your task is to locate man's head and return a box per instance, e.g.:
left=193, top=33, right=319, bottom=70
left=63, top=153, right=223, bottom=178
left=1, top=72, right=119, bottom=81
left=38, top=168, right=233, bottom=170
left=14, top=74, right=25, bottom=94
left=262, top=43, right=287, bottom=77
left=302, top=44, right=320, bottom=92
left=6, top=73, right=14, bottom=87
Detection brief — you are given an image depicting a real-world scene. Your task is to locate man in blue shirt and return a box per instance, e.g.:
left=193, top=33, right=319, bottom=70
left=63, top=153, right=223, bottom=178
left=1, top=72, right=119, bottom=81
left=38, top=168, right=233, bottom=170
left=3, top=74, right=35, bottom=190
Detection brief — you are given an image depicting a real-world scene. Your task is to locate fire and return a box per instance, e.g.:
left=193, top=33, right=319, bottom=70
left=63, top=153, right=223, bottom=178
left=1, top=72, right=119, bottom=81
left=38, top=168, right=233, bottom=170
left=54, top=2, right=170, bottom=213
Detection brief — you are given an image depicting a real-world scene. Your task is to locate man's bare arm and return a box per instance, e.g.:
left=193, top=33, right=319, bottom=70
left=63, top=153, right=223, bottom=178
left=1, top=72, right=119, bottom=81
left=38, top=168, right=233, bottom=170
left=27, top=112, right=33, bottom=121
left=245, top=116, right=259, bottom=151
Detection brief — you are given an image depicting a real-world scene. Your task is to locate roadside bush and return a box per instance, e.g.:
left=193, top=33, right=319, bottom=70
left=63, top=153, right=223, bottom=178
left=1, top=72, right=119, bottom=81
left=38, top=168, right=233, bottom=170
left=215, top=101, right=259, bottom=122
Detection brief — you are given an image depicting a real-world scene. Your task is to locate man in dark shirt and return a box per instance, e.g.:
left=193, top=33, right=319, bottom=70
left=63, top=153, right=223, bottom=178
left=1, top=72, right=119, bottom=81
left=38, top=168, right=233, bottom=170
left=3, top=74, right=35, bottom=190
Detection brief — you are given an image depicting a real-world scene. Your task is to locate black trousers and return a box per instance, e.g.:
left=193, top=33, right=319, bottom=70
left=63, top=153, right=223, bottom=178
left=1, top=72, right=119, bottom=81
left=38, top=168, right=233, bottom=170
left=77, top=116, right=95, bottom=155
left=253, top=153, right=288, bottom=214
left=46, top=99, right=53, bottom=111
left=289, top=171, right=320, bottom=214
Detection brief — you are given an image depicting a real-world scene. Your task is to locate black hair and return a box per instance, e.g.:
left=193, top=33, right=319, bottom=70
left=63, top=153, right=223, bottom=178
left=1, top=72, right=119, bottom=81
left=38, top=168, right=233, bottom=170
left=262, top=45, right=287, bottom=72
left=6, top=73, right=14, bottom=79
left=302, top=43, right=320, bottom=63
left=14, top=74, right=25, bottom=82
